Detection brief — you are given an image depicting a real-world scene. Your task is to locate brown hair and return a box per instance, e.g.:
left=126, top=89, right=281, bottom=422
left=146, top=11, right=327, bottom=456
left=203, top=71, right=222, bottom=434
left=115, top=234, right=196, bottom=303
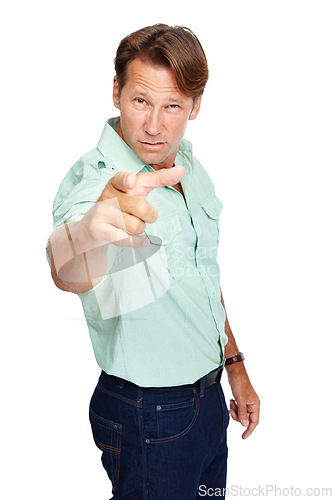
left=114, top=24, right=209, bottom=100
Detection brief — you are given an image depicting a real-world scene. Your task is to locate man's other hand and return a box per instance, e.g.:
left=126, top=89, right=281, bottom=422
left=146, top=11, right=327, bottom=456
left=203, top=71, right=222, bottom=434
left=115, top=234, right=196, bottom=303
left=227, top=368, right=260, bottom=439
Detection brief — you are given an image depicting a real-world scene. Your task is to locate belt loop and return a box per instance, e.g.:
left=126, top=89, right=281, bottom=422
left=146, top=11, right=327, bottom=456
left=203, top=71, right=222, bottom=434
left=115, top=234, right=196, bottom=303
left=117, top=377, right=125, bottom=389
left=199, top=375, right=206, bottom=398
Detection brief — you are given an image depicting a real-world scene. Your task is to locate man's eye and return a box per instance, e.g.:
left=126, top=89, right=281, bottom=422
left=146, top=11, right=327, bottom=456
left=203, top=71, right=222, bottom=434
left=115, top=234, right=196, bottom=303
left=135, top=98, right=146, bottom=104
left=168, top=104, right=179, bottom=109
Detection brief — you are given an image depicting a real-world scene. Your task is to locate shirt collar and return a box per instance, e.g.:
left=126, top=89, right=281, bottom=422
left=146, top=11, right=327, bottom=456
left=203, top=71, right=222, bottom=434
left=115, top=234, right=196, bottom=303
left=97, top=116, right=193, bottom=174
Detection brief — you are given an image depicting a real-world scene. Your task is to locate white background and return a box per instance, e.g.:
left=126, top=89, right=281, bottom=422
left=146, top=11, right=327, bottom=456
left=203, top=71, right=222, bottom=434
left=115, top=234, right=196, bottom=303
left=1, top=1, right=332, bottom=498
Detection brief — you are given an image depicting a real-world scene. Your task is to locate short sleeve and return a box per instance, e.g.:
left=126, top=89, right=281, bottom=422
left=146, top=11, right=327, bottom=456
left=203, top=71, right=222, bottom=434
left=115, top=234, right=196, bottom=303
left=46, top=150, right=114, bottom=265
left=53, top=153, right=114, bottom=227
left=192, top=156, right=223, bottom=205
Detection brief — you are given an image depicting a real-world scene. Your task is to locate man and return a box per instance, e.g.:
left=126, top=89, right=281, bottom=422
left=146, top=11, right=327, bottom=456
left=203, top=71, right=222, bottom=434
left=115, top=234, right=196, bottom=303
left=47, top=24, right=260, bottom=499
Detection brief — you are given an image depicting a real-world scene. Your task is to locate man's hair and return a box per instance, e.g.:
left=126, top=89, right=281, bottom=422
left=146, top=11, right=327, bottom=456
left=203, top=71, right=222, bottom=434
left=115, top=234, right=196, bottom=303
left=114, top=24, right=209, bottom=100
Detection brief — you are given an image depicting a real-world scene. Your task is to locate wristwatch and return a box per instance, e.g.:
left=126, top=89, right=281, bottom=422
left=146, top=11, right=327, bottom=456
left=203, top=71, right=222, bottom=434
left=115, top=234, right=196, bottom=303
left=223, top=352, right=245, bottom=367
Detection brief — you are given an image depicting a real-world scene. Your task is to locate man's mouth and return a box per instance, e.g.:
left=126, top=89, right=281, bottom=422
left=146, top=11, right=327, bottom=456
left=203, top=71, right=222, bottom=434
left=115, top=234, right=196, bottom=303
left=140, top=141, right=165, bottom=149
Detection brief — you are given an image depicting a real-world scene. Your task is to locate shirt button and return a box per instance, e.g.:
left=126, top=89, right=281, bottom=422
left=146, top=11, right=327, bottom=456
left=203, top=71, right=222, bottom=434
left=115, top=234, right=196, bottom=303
left=156, top=405, right=161, bottom=410
left=145, top=438, right=150, bottom=444
left=161, top=232, right=167, bottom=239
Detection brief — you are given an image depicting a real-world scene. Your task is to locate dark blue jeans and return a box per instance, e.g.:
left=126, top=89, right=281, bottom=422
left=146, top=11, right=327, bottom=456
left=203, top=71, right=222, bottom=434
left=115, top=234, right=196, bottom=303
left=89, top=369, right=229, bottom=499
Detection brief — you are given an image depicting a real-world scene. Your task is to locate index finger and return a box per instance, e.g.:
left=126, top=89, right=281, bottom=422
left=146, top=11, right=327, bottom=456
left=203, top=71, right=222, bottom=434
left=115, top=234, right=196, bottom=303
left=242, top=411, right=259, bottom=440
left=126, top=165, right=186, bottom=199
left=110, top=166, right=186, bottom=200
left=137, top=165, right=186, bottom=191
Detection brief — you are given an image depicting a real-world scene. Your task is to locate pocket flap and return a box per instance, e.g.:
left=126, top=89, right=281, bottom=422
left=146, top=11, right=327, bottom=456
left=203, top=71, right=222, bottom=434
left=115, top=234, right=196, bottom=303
left=145, top=214, right=182, bottom=245
left=200, top=196, right=223, bottom=219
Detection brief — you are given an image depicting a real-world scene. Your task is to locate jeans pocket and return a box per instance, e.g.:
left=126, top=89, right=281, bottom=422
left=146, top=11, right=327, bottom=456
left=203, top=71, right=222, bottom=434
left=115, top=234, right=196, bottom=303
left=89, top=407, right=122, bottom=494
left=150, top=391, right=199, bottom=442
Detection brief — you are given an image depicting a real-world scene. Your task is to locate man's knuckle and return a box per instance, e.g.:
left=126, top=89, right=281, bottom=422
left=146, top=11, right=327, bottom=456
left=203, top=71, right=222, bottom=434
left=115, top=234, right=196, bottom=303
left=136, top=198, right=149, bottom=217
left=127, top=218, right=145, bottom=234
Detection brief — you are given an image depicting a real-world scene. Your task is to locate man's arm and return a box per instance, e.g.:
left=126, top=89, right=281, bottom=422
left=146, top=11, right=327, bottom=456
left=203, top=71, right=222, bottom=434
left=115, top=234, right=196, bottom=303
left=47, top=221, right=109, bottom=294
left=220, top=287, right=260, bottom=439
left=48, top=167, right=186, bottom=295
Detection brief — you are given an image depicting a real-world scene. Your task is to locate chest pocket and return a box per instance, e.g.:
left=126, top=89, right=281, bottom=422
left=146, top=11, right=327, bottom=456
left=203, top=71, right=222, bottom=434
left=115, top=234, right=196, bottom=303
left=145, top=214, right=182, bottom=279
left=198, top=196, right=223, bottom=255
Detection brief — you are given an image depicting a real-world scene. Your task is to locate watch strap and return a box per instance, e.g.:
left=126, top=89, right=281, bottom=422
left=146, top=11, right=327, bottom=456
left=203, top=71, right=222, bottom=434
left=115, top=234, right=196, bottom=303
left=223, top=352, right=245, bottom=367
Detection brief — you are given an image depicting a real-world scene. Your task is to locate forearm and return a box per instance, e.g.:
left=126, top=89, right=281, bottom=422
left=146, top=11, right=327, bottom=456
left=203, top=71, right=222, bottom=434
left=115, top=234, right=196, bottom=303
left=220, top=287, right=260, bottom=438
left=48, top=221, right=108, bottom=294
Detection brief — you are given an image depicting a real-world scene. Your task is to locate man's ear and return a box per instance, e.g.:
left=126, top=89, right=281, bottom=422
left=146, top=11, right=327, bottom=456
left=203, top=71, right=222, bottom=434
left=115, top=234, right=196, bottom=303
left=113, top=76, right=120, bottom=109
left=189, top=95, right=202, bottom=121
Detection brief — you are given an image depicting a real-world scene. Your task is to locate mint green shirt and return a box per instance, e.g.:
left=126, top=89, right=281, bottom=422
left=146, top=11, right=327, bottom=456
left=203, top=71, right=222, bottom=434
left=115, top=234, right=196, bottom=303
left=47, top=117, right=228, bottom=387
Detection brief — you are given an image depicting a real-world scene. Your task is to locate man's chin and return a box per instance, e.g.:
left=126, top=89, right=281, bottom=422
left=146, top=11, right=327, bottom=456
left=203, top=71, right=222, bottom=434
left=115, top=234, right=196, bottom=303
left=135, top=150, right=168, bottom=168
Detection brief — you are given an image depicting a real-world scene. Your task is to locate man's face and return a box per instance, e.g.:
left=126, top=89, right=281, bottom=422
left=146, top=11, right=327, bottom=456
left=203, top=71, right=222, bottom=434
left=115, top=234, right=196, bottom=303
left=113, top=57, right=201, bottom=170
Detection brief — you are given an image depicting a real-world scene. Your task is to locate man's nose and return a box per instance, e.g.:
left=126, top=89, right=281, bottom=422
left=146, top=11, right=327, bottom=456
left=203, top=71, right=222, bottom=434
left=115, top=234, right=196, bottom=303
left=144, top=108, right=162, bottom=136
